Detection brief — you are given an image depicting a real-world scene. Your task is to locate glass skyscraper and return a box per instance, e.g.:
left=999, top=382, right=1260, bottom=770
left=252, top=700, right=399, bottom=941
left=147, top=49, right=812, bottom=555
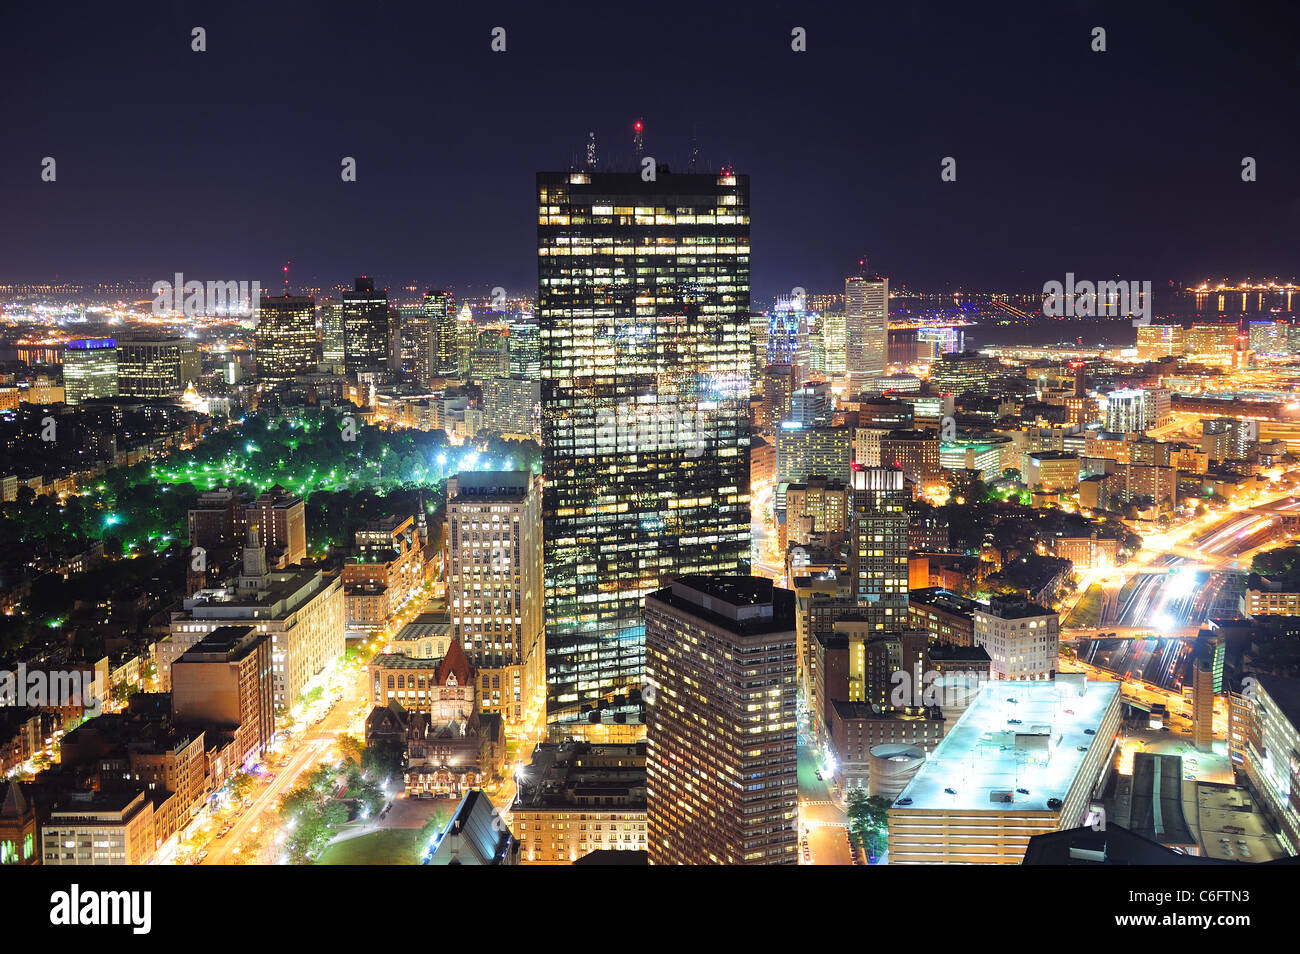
left=255, top=295, right=318, bottom=382
left=538, top=169, right=753, bottom=722
left=62, top=338, right=118, bottom=404
left=424, top=289, right=456, bottom=376
left=342, top=277, right=391, bottom=376
left=845, top=275, right=888, bottom=394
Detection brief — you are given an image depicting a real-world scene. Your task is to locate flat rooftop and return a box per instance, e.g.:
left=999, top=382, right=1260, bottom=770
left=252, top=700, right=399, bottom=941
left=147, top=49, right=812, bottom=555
left=646, top=576, right=796, bottom=637
left=892, top=678, right=1120, bottom=814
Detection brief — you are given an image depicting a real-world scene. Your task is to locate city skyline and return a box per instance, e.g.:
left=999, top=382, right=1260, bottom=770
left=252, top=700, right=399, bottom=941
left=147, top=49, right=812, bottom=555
left=3, top=2, right=1299, bottom=301
left=5, top=0, right=1300, bottom=909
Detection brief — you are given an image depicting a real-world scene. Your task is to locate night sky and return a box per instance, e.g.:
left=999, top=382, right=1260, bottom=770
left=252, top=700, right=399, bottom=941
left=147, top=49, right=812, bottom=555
left=2, top=0, right=1298, bottom=301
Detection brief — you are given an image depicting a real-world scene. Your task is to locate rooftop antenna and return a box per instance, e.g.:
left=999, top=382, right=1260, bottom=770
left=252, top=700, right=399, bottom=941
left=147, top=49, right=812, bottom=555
left=633, top=118, right=644, bottom=163
left=586, top=131, right=597, bottom=171
left=282, top=260, right=291, bottom=295
left=689, top=127, right=699, bottom=173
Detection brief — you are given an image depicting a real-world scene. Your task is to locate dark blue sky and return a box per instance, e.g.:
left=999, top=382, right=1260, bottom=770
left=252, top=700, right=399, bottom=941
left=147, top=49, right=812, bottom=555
left=2, top=0, right=1298, bottom=301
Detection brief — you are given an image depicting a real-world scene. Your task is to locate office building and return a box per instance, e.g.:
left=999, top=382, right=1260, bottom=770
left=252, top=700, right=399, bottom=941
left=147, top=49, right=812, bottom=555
left=908, top=587, right=977, bottom=647
left=538, top=169, right=752, bottom=722
left=243, top=486, right=307, bottom=568
left=480, top=376, right=541, bottom=440
left=116, top=338, right=200, bottom=398
left=929, top=350, right=1001, bottom=395
left=41, top=790, right=155, bottom=866
left=170, top=625, right=275, bottom=767
left=164, top=530, right=344, bottom=708
left=645, top=576, right=797, bottom=865
left=1184, top=324, right=1237, bottom=364
left=62, top=338, right=118, bottom=404
left=850, top=465, right=909, bottom=633
left=1232, top=674, right=1300, bottom=851
left=845, top=275, right=888, bottom=393
left=320, top=299, right=346, bottom=366
left=255, top=295, right=318, bottom=382
left=446, top=472, right=545, bottom=732
left=880, top=428, right=941, bottom=485
left=507, top=319, right=541, bottom=380
left=973, top=595, right=1059, bottom=681
left=343, top=277, right=393, bottom=376
left=1135, top=324, right=1184, bottom=361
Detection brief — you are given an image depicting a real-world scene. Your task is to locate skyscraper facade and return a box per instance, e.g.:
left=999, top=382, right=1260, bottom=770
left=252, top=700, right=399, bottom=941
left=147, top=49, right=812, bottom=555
left=320, top=300, right=346, bottom=367
left=845, top=275, right=888, bottom=394
left=117, top=338, right=200, bottom=398
left=850, top=464, right=909, bottom=633
left=424, top=289, right=457, bottom=377
left=538, top=169, right=753, bottom=722
left=342, top=277, right=391, bottom=376
left=445, top=471, right=546, bottom=732
left=255, top=295, right=318, bottom=382
left=508, top=318, right=541, bottom=379
left=62, top=338, right=118, bottom=404
left=644, top=576, right=797, bottom=865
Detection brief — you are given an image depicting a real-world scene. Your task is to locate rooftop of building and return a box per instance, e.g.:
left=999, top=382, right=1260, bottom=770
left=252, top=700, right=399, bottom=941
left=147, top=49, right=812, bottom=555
left=1126, top=752, right=1195, bottom=846
left=891, top=678, right=1120, bottom=814
left=183, top=564, right=332, bottom=617
left=512, top=740, right=647, bottom=812
left=1027, top=450, right=1079, bottom=461
left=175, top=624, right=260, bottom=663
left=646, top=575, right=796, bottom=637
left=573, top=849, right=648, bottom=865
left=49, top=787, right=147, bottom=816
left=831, top=700, right=943, bottom=723
left=448, top=470, right=533, bottom=500
left=1252, top=673, right=1300, bottom=729
left=909, top=587, right=977, bottom=618
left=1022, top=824, right=1246, bottom=865
left=975, top=594, right=1055, bottom=620
left=927, top=643, right=992, bottom=664
left=425, top=789, right=515, bottom=866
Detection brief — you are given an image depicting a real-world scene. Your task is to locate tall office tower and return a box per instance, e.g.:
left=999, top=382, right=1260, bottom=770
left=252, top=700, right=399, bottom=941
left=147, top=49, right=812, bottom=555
left=845, top=274, right=888, bottom=395
left=1104, top=388, right=1148, bottom=433
left=62, top=338, right=118, bottom=404
left=538, top=169, right=753, bottom=723
left=117, top=338, right=200, bottom=398
left=767, top=296, right=801, bottom=366
left=455, top=303, right=477, bottom=377
left=399, top=303, right=432, bottom=380
left=762, top=363, right=794, bottom=429
left=849, top=465, right=909, bottom=633
left=445, top=472, right=546, bottom=732
left=342, top=277, right=391, bottom=376
left=320, top=300, right=346, bottom=366
left=748, top=311, right=770, bottom=393
left=1184, top=324, right=1237, bottom=365
left=1249, top=319, right=1287, bottom=355
left=471, top=326, right=511, bottom=380
left=1135, top=324, right=1184, bottom=361
left=423, top=289, right=457, bottom=376
left=644, top=576, right=797, bottom=865
left=508, top=318, right=541, bottom=379
left=822, top=309, right=847, bottom=378
left=255, top=295, right=318, bottom=383
left=1063, top=360, right=1092, bottom=426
